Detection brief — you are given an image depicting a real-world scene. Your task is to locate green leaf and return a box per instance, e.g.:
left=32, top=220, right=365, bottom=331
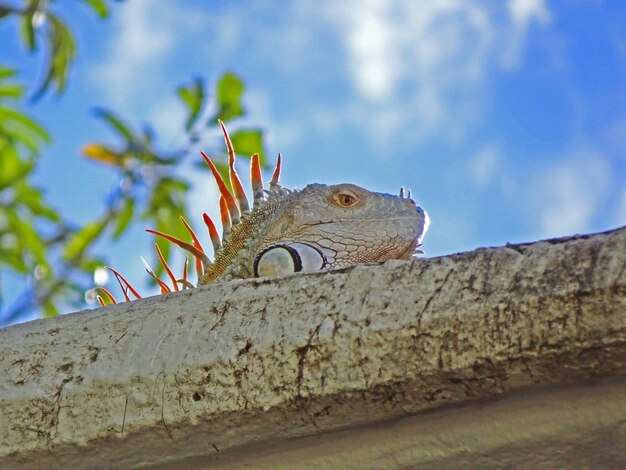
left=0, top=106, right=51, bottom=143
left=19, top=222, right=47, bottom=265
left=62, top=218, right=108, bottom=261
left=0, top=67, right=17, bottom=80
left=213, top=160, right=230, bottom=190
left=229, top=129, right=266, bottom=166
left=20, top=12, right=36, bottom=51
left=5, top=210, right=48, bottom=265
left=177, top=77, right=205, bottom=131
left=0, top=150, right=34, bottom=191
left=0, top=247, right=29, bottom=273
left=81, top=0, right=109, bottom=18
left=77, top=257, right=107, bottom=273
left=150, top=204, right=190, bottom=279
left=148, top=152, right=179, bottom=166
left=31, top=13, right=77, bottom=99
left=144, top=177, right=190, bottom=278
left=15, top=183, right=61, bottom=222
left=163, top=177, right=190, bottom=193
left=112, top=198, right=135, bottom=239
left=192, top=157, right=233, bottom=191
left=146, top=177, right=190, bottom=218
left=43, top=299, right=59, bottom=318
left=213, top=72, right=245, bottom=123
left=0, top=84, right=25, bottom=99
left=93, top=108, right=135, bottom=142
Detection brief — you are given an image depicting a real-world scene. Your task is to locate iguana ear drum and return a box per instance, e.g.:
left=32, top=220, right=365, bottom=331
left=253, top=243, right=326, bottom=277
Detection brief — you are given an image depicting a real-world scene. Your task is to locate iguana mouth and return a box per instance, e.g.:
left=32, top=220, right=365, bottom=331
left=305, top=215, right=422, bottom=226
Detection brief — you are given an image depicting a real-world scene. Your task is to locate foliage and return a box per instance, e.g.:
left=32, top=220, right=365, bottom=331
left=0, top=1, right=266, bottom=324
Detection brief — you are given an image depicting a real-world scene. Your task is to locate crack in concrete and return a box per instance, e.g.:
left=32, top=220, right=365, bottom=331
left=121, top=393, right=129, bottom=437
left=417, top=268, right=454, bottom=320
left=161, top=379, right=174, bottom=441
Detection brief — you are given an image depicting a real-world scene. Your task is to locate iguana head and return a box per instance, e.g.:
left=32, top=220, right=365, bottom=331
left=96, top=122, right=428, bottom=304
left=249, top=182, right=428, bottom=278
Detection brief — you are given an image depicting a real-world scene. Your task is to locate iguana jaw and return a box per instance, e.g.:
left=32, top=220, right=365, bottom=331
left=240, top=183, right=428, bottom=274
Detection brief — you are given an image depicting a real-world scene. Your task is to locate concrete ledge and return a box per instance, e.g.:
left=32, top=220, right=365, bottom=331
left=1, top=227, right=625, bottom=468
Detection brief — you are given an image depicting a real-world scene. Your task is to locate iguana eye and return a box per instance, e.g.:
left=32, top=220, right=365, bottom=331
left=253, top=243, right=326, bottom=277
left=333, top=191, right=359, bottom=207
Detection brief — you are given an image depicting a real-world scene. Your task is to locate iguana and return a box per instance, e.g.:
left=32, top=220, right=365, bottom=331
left=97, top=122, right=429, bottom=304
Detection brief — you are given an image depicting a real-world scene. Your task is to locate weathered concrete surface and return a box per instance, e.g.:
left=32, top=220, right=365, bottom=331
left=198, top=376, right=626, bottom=469
left=0, top=226, right=625, bottom=469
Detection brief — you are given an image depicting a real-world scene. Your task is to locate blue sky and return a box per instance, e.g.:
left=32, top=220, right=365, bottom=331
left=2, top=0, right=626, bottom=320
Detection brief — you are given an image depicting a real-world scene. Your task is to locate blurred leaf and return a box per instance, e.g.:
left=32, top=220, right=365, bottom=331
left=77, top=256, right=107, bottom=273
left=0, top=150, right=34, bottom=191
left=0, top=67, right=17, bottom=79
left=31, top=13, right=76, bottom=99
left=0, top=105, right=51, bottom=155
left=151, top=204, right=192, bottom=279
left=0, top=106, right=51, bottom=142
left=157, top=177, right=190, bottom=195
left=93, top=108, right=135, bottom=142
left=0, top=84, right=24, bottom=99
left=81, top=0, right=109, bottom=18
left=177, top=77, right=205, bottom=131
left=146, top=177, right=190, bottom=217
left=62, top=218, right=108, bottom=261
left=5, top=211, right=47, bottom=265
left=0, top=248, right=29, bottom=273
left=213, top=160, right=230, bottom=189
left=213, top=72, right=244, bottom=123
left=20, top=11, right=36, bottom=51
left=192, top=155, right=241, bottom=192
left=43, top=299, right=59, bottom=318
left=149, top=153, right=179, bottom=165
left=65, top=280, right=88, bottom=296
left=18, top=221, right=47, bottom=264
left=230, top=128, right=266, bottom=166
left=145, top=177, right=190, bottom=276
left=15, top=182, right=61, bottom=222
left=81, top=143, right=123, bottom=166
left=112, top=198, right=135, bottom=239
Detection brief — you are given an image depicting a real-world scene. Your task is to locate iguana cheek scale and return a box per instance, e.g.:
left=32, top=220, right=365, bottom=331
left=95, top=122, right=429, bottom=305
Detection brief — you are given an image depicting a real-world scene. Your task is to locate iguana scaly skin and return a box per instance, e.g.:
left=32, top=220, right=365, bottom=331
left=98, top=122, right=428, bottom=304
left=201, top=181, right=427, bottom=283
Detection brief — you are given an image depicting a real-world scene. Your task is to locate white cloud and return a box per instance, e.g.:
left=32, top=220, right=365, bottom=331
left=87, top=0, right=556, bottom=152
left=173, top=0, right=553, bottom=151
left=90, top=0, right=206, bottom=109
left=502, top=0, right=551, bottom=69
left=340, top=0, right=398, bottom=101
left=532, top=152, right=611, bottom=238
left=469, top=144, right=500, bottom=188
left=508, top=0, right=550, bottom=29
left=318, top=0, right=551, bottom=147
